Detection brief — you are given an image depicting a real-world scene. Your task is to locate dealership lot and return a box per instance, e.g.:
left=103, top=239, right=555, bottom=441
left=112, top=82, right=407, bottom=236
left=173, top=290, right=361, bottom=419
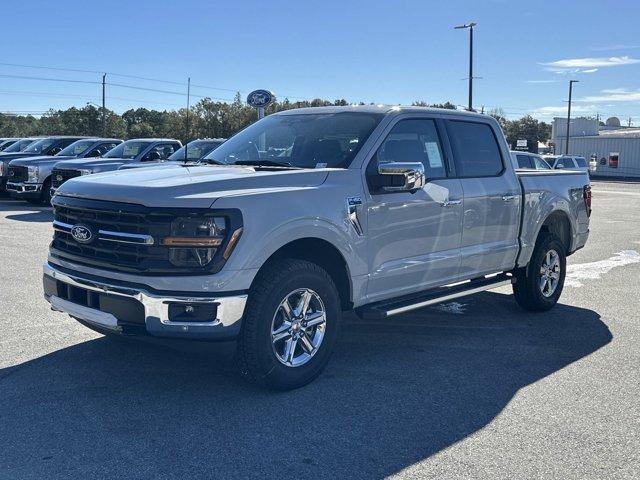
left=1, top=180, right=639, bottom=479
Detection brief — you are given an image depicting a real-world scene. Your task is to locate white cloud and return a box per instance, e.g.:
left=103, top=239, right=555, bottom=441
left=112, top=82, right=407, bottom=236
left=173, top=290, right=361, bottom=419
left=577, top=88, right=640, bottom=103
left=542, top=56, right=640, bottom=69
left=530, top=104, right=597, bottom=118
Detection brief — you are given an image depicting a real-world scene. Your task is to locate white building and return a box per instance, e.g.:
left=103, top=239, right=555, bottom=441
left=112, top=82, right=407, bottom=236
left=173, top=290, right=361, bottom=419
left=552, top=116, right=640, bottom=178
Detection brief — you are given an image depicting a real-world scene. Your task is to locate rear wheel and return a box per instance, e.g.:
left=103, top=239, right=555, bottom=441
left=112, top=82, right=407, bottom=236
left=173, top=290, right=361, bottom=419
left=513, top=232, right=566, bottom=311
left=237, top=258, right=341, bottom=390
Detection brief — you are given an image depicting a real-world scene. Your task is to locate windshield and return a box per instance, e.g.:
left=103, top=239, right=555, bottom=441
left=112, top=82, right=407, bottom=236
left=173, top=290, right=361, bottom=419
left=3, top=139, right=36, bottom=152
left=103, top=140, right=152, bottom=159
left=23, top=138, right=58, bottom=154
left=58, top=139, right=95, bottom=157
left=169, top=140, right=224, bottom=161
left=204, top=112, right=383, bottom=168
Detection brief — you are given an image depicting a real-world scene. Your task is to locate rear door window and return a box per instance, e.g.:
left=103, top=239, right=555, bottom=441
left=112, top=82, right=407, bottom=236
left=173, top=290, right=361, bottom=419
left=447, top=121, right=504, bottom=177
left=516, top=154, right=533, bottom=169
left=533, top=156, right=551, bottom=169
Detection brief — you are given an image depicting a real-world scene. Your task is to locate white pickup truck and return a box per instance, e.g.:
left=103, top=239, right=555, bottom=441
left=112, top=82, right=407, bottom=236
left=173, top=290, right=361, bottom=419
left=43, top=106, right=591, bottom=389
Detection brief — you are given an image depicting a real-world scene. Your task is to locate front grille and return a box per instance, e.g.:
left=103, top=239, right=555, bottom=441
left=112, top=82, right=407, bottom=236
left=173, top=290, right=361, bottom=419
left=49, top=196, right=241, bottom=275
left=8, top=165, right=28, bottom=182
left=51, top=168, right=81, bottom=188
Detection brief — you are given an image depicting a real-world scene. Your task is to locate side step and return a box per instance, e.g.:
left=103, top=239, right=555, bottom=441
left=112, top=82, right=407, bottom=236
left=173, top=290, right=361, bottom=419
left=355, top=273, right=514, bottom=320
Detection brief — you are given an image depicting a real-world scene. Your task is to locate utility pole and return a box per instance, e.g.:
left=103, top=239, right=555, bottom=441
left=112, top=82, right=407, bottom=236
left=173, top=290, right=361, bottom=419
left=185, top=77, right=191, bottom=161
left=455, top=22, right=477, bottom=111
left=628, top=117, right=632, bottom=127
left=101, top=73, right=106, bottom=137
left=565, top=80, right=579, bottom=155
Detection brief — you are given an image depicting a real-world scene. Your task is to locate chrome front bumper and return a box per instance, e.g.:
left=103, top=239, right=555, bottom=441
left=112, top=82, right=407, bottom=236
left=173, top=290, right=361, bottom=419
left=43, top=262, right=247, bottom=340
left=6, top=182, right=42, bottom=194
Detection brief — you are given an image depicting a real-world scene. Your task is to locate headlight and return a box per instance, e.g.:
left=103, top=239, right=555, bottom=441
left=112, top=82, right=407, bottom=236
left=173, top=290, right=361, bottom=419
left=163, top=216, right=228, bottom=268
left=27, top=166, right=40, bottom=182
left=0, top=162, right=5, bottom=176
left=79, top=169, right=93, bottom=176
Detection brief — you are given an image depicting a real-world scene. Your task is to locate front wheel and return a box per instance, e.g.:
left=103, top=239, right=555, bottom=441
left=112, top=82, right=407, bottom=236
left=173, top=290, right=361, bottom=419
left=41, top=178, right=52, bottom=205
left=513, top=232, right=566, bottom=311
left=237, top=259, right=341, bottom=390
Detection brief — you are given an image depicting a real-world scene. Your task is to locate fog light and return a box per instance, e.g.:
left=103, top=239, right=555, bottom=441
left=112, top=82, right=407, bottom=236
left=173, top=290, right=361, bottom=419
left=168, top=302, right=217, bottom=323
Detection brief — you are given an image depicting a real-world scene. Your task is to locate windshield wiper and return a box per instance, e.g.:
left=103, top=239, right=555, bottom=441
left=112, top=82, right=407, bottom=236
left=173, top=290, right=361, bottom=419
left=233, top=160, right=299, bottom=168
left=201, top=158, right=227, bottom=165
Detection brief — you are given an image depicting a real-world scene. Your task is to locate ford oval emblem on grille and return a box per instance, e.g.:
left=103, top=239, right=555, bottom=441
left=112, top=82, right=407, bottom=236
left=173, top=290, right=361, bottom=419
left=71, top=225, right=94, bottom=244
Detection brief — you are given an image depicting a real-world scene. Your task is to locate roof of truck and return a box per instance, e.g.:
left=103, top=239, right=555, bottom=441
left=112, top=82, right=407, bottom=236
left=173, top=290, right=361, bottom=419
left=274, top=105, right=487, bottom=118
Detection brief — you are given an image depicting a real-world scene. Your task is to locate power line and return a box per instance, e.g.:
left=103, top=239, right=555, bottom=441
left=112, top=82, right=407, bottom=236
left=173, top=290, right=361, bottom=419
left=0, top=61, right=240, bottom=94
left=0, top=73, right=99, bottom=85
left=0, top=60, right=308, bottom=100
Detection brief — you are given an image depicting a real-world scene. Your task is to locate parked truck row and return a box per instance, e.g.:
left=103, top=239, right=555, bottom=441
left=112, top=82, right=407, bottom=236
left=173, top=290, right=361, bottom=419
left=40, top=106, right=592, bottom=390
left=0, top=137, right=226, bottom=204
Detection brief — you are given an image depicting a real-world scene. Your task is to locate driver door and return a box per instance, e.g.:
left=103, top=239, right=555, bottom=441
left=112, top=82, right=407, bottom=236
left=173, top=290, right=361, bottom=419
left=365, top=117, right=463, bottom=301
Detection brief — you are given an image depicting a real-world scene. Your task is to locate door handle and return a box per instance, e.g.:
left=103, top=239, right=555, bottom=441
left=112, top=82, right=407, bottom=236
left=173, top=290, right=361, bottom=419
left=439, top=199, right=462, bottom=207
left=502, top=195, right=516, bottom=202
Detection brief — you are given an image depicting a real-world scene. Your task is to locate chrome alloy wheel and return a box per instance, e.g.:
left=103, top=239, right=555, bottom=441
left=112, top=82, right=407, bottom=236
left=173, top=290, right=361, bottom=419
left=539, top=249, right=561, bottom=297
left=271, top=288, right=327, bottom=367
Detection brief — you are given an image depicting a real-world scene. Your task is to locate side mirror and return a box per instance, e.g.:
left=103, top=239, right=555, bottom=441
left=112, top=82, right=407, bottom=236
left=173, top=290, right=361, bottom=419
left=377, top=161, right=426, bottom=192
left=143, top=150, right=161, bottom=162
left=556, top=163, right=564, bottom=169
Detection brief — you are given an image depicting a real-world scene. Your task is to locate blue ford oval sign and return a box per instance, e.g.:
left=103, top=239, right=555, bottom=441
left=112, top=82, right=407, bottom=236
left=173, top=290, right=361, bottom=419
left=247, top=90, right=275, bottom=108
left=71, top=224, right=94, bottom=244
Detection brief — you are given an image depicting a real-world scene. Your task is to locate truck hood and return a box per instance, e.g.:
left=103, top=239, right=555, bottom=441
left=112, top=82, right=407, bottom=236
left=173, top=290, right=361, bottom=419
left=0, top=152, right=42, bottom=165
left=56, top=164, right=331, bottom=208
left=53, top=157, right=133, bottom=173
left=10, top=155, right=73, bottom=167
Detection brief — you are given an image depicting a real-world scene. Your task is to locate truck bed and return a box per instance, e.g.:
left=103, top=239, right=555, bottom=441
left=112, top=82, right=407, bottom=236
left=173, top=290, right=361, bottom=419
left=515, top=169, right=591, bottom=268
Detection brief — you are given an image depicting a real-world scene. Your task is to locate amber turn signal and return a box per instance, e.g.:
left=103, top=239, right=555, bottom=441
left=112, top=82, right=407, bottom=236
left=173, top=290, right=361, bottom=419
left=161, top=237, right=223, bottom=247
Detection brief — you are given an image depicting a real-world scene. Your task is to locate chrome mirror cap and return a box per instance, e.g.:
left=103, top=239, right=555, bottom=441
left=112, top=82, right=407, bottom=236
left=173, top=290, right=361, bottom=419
left=378, top=161, right=426, bottom=192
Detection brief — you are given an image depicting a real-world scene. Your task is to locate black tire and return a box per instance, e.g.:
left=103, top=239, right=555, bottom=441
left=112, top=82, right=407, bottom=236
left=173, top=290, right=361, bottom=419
left=513, top=232, right=566, bottom=311
left=237, top=258, right=341, bottom=390
left=41, top=178, right=52, bottom=205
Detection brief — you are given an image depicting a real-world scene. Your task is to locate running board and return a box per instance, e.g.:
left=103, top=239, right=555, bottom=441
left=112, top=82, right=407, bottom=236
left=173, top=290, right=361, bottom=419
left=355, top=273, right=514, bottom=320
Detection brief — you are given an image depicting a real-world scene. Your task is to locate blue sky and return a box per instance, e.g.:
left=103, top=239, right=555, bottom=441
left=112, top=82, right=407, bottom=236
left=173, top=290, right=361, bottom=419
left=1, top=0, right=639, bottom=122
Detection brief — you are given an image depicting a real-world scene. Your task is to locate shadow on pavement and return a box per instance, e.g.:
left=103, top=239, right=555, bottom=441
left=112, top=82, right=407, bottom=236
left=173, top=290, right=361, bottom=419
left=5, top=210, right=53, bottom=223
left=0, top=291, right=611, bottom=479
left=1, top=199, right=53, bottom=222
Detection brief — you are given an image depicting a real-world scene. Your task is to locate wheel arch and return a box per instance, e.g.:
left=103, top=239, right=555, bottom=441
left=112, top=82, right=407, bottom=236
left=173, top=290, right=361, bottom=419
left=253, top=237, right=353, bottom=311
left=538, top=210, right=573, bottom=255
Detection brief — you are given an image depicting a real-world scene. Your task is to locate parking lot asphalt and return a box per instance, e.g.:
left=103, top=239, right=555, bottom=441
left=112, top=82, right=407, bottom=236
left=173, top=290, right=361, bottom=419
left=0, top=180, right=639, bottom=479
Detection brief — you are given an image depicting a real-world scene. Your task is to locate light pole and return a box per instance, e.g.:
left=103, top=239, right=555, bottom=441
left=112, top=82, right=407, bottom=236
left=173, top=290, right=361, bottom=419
left=565, top=80, right=579, bottom=155
left=455, top=22, right=477, bottom=111
left=102, top=73, right=106, bottom=137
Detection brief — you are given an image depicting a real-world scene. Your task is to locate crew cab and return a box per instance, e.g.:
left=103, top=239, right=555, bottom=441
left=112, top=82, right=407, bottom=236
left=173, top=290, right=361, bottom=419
left=49, top=138, right=181, bottom=194
left=6, top=138, right=122, bottom=204
left=43, top=106, right=591, bottom=390
left=1, top=136, right=86, bottom=193
left=117, top=138, right=225, bottom=170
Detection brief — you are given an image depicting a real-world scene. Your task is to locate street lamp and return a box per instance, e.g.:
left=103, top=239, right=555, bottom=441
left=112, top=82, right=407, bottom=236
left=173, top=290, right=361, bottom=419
left=455, top=22, right=477, bottom=111
left=565, top=80, right=579, bottom=155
